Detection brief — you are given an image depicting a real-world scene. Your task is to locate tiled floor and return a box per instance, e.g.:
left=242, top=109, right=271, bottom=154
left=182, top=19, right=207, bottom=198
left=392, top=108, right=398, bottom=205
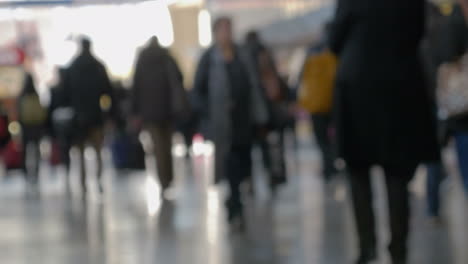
left=0, top=134, right=466, bottom=264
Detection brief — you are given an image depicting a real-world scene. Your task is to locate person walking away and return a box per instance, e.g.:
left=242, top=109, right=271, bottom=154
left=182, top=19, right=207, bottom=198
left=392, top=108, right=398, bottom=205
left=299, top=23, right=338, bottom=182
left=439, top=1, right=468, bottom=197
left=193, top=17, right=268, bottom=228
left=244, top=30, right=289, bottom=193
left=329, top=0, right=440, bottom=263
left=18, top=72, right=47, bottom=184
left=49, top=68, right=73, bottom=175
left=63, top=38, right=113, bottom=194
left=421, top=1, right=450, bottom=223
left=132, top=36, right=186, bottom=194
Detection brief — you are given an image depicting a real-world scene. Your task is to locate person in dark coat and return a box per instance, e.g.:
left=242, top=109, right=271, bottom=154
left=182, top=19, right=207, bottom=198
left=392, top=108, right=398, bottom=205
left=329, top=0, right=439, bottom=263
left=441, top=2, right=468, bottom=196
left=49, top=68, right=72, bottom=174
left=244, top=30, right=289, bottom=193
left=132, top=36, right=183, bottom=194
left=63, top=37, right=113, bottom=193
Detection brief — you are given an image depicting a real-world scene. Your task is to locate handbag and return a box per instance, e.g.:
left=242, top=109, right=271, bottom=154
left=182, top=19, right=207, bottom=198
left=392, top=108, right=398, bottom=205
left=437, top=55, right=468, bottom=119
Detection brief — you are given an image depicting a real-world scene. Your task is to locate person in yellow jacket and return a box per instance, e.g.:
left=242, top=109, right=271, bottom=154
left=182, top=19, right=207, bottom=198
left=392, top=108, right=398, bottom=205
left=299, top=24, right=338, bottom=181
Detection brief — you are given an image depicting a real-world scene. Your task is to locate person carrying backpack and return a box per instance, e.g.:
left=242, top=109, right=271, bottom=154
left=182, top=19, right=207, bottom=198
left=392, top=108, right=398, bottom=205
left=18, top=72, right=46, bottom=183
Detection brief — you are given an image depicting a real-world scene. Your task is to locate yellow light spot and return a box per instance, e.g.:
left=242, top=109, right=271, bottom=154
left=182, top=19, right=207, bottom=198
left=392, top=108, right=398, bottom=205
left=100, top=95, right=112, bottom=112
left=440, top=3, right=453, bottom=16
left=8, top=121, right=21, bottom=136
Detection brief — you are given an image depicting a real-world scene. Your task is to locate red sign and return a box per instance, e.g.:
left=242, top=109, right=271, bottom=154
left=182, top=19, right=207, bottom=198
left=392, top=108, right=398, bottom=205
left=0, top=47, right=25, bottom=66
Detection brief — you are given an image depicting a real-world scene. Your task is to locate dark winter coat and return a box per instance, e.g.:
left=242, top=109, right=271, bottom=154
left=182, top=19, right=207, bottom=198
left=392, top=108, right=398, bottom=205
left=132, top=43, right=183, bottom=124
left=329, top=0, right=439, bottom=167
left=64, top=51, right=112, bottom=130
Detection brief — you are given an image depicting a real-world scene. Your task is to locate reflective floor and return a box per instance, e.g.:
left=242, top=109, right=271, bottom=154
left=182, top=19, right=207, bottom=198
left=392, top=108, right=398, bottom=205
left=0, top=133, right=467, bottom=264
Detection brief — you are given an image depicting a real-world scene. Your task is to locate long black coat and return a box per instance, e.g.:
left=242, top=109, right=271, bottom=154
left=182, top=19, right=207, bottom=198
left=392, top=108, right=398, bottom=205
left=64, top=51, right=112, bottom=129
left=329, top=0, right=439, bottom=167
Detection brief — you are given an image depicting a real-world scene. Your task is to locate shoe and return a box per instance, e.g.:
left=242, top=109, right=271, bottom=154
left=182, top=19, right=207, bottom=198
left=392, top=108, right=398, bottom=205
left=229, top=211, right=246, bottom=233
left=391, top=257, right=406, bottom=264
left=427, top=216, right=443, bottom=228
left=355, top=249, right=377, bottom=264
left=82, top=183, right=87, bottom=194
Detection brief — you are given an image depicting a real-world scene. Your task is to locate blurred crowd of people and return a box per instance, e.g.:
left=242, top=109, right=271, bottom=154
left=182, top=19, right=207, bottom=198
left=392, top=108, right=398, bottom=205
left=0, top=0, right=468, bottom=264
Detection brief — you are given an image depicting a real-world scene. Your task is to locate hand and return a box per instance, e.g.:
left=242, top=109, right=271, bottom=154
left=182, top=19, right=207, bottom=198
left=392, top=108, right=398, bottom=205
left=131, top=117, right=143, bottom=132
left=257, top=125, right=269, bottom=139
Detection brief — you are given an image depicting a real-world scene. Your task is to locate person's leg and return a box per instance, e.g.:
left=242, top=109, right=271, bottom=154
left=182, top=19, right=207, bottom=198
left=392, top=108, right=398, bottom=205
left=455, top=133, right=468, bottom=196
left=426, top=161, right=444, bottom=218
left=348, top=166, right=377, bottom=263
left=90, top=128, right=105, bottom=193
left=149, top=124, right=174, bottom=192
left=21, top=127, right=30, bottom=181
left=225, top=145, right=250, bottom=223
left=311, top=114, right=335, bottom=180
left=32, top=139, right=41, bottom=184
left=384, top=165, right=417, bottom=264
left=78, top=142, right=87, bottom=193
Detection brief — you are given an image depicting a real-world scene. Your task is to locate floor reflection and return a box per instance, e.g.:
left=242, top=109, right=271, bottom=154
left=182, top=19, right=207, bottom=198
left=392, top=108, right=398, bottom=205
left=0, top=141, right=466, bottom=264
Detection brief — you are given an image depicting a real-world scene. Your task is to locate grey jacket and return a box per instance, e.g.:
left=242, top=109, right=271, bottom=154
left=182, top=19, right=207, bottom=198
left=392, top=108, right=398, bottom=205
left=193, top=45, right=268, bottom=181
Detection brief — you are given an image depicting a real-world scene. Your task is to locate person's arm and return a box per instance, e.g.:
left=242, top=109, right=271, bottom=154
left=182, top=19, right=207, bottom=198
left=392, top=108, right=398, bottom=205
left=192, top=49, right=211, bottom=117
left=328, top=0, right=353, bottom=55
left=131, top=53, right=143, bottom=116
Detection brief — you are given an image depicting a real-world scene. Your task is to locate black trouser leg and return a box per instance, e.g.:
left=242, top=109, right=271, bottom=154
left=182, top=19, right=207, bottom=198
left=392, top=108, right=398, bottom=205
left=348, top=167, right=376, bottom=256
left=225, top=145, right=251, bottom=221
left=311, top=114, right=335, bottom=180
left=383, top=165, right=416, bottom=264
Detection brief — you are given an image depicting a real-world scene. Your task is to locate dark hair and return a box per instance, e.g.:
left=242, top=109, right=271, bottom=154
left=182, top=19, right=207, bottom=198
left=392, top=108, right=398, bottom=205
left=213, top=16, right=231, bottom=32
left=80, top=37, right=91, bottom=51
left=246, top=30, right=259, bottom=44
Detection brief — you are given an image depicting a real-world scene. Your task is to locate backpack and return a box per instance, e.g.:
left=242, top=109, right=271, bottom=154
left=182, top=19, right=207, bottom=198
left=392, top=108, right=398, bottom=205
left=298, top=49, right=337, bottom=114
left=19, top=94, right=47, bottom=126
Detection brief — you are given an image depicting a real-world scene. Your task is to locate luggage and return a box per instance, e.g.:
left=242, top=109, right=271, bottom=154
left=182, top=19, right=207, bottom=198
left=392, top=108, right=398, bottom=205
left=299, top=49, right=337, bottom=114
left=2, top=140, right=23, bottom=170
left=111, top=131, right=146, bottom=170
left=266, top=131, right=287, bottom=187
left=437, top=55, right=468, bottom=119
left=19, top=94, right=47, bottom=126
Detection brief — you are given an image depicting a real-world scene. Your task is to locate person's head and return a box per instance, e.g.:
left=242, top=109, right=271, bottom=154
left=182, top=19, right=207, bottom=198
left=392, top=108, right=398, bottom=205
left=213, top=16, right=233, bottom=47
left=80, top=37, right=92, bottom=53
left=245, top=30, right=260, bottom=45
left=148, top=36, right=160, bottom=47
left=322, top=21, right=333, bottom=42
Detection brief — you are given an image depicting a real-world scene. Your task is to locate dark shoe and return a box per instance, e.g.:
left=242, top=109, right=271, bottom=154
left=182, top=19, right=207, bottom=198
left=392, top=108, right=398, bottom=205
left=391, top=257, right=406, bottom=264
left=355, top=249, right=377, bottom=264
left=81, top=183, right=87, bottom=194
left=228, top=210, right=246, bottom=233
